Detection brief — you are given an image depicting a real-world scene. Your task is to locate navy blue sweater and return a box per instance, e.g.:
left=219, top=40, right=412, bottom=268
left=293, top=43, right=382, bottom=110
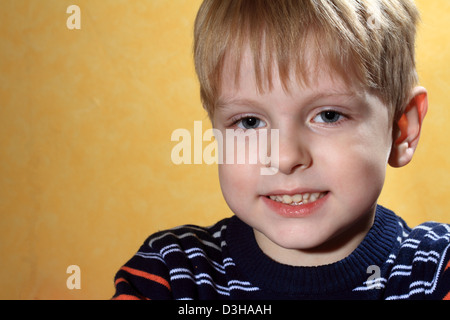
left=113, top=205, right=450, bottom=300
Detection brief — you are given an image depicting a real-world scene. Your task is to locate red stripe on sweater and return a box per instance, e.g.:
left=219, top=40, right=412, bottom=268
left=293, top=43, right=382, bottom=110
left=120, top=266, right=171, bottom=291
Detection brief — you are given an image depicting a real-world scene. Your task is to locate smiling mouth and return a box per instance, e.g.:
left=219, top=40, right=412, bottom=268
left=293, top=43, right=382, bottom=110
left=266, top=192, right=327, bottom=206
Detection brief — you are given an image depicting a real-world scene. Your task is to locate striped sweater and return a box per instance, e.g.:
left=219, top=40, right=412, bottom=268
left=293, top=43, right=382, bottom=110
left=113, top=205, right=450, bottom=300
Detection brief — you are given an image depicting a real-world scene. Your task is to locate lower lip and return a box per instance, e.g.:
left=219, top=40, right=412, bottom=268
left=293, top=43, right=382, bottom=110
left=261, top=192, right=329, bottom=218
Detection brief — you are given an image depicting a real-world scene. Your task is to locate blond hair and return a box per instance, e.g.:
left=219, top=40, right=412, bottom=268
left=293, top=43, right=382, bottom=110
left=193, top=0, right=420, bottom=121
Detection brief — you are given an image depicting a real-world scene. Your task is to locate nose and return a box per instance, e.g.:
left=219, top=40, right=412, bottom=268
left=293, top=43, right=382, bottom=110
left=272, top=127, right=312, bottom=175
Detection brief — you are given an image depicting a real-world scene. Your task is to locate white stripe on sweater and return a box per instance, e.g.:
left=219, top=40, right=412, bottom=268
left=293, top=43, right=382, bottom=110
left=169, top=268, right=259, bottom=295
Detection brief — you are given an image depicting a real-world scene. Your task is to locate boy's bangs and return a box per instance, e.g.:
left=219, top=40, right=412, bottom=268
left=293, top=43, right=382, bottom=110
left=223, top=25, right=367, bottom=97
left=196, top=0, right=370, bottom=117
left=194, top=0, right=419, bottom=120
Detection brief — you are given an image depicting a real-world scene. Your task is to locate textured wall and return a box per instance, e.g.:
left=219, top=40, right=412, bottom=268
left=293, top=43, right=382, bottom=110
left=0, top=0, right=448, bottom=299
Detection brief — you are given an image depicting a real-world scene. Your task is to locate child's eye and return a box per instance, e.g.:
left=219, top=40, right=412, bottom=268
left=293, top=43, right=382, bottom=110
left=312, top=110, right=345, bottom=124
left=235, top=116, right=267, bottom=130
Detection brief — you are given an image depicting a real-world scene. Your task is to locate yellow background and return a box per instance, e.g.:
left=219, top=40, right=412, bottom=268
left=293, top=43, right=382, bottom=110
left=0, top=0, right=449, bottom=300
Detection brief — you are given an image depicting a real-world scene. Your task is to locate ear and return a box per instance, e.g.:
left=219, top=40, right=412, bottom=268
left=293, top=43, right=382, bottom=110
left=388, top=86, right=428, bottom=168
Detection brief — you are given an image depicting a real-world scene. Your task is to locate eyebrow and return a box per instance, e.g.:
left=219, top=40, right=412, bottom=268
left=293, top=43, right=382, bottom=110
left=216, top=97, right=262, bottom=109
left=305, top=91, right=362, bottom=104
left=216, top=91, right=361, bottom=110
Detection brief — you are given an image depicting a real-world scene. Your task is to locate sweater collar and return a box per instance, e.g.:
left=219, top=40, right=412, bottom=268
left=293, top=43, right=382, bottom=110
left=226, top=205, right=400, bottom=295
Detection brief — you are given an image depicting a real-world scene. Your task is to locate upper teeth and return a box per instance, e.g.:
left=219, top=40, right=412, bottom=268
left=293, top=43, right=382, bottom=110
left=269, top=192, right=326, bottom=205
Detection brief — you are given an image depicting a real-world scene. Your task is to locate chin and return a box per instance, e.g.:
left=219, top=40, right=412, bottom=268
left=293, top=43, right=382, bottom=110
left=262, top=223, right=335, bottom=250
left=272, top=234, right=330, bottom=251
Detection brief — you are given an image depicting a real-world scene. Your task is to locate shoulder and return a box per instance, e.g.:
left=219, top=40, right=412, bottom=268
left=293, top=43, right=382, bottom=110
left=385, top=221, right=450, bottom=300
left=113, top=217, right=234, bottom=300
left=400, top=222, right=450, bottom=275
left=403, top=222, right=450, bottom=253
left=145, top=217, right=232, bottom=254
left=400, top=222, right=450, bottom=274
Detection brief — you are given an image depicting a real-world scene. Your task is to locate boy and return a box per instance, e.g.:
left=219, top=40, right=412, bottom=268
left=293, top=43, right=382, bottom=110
left=113, top=0, right=450, bottom=299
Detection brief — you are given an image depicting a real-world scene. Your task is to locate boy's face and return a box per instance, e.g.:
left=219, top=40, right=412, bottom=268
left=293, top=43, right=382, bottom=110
left=213, top=48, right=394, bottom=266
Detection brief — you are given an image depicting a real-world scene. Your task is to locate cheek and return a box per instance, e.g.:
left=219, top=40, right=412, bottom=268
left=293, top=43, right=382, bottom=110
left=333, top=148, right=386, bottom=191
left=315, top=128, right=390, bottom=201
left=218, top=164, right=259, bottom=214
left=217, top=130, right=269, bottom=213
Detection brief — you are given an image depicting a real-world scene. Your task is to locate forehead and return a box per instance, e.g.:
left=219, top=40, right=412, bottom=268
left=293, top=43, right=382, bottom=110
left=218, top=44, right=363, bottom=104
